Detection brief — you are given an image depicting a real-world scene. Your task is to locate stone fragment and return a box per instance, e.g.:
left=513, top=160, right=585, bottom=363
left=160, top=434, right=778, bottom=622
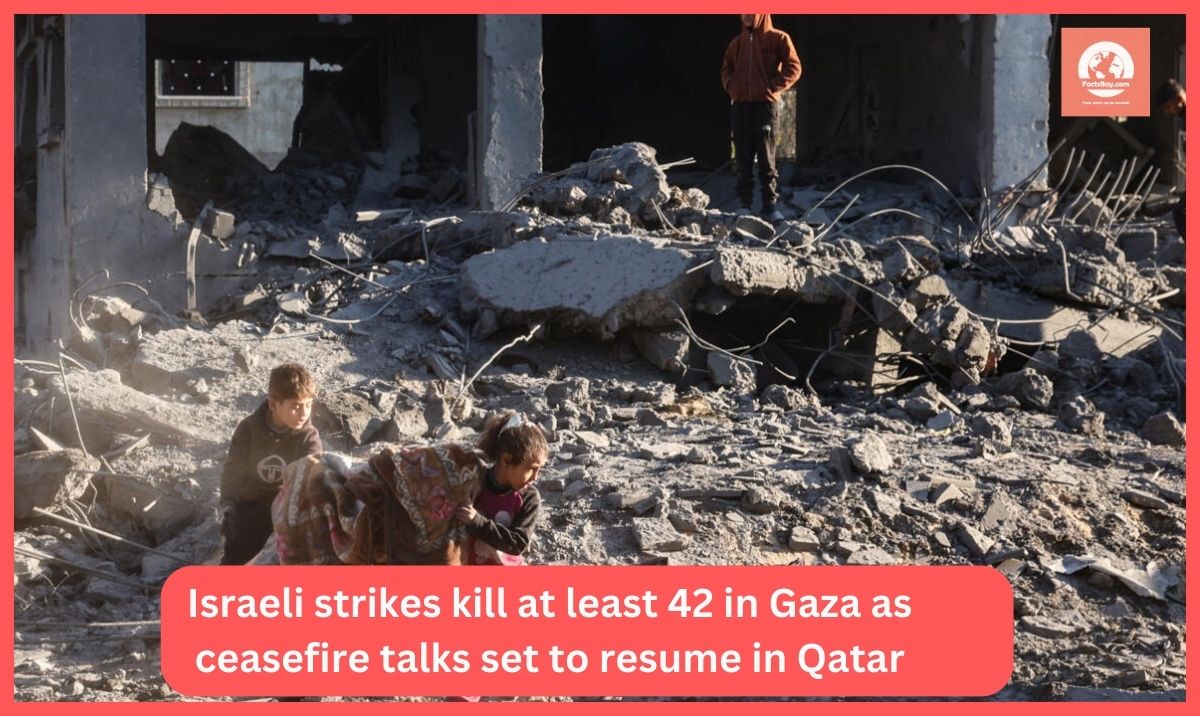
left=1121, top=489, right=1170, bottom=511
left=848, top=433, right=894, bottom=474
left=632, top=330, right=690, bottom=375
left=994, top=369, right=1054, bottom=410
left=932, top=483, right=965, bottom=508
left=760, top=384, right=821, bottom=412
left=846, top=546, right=896, bottom=565
left=969, top=414, right=1013, bottom=447
left=1141, top=412, right=1185, bottom=447
left=1019, top=616, right=1080, bottom=639
left=926, top=410, right=956, bottom=431
left=957, top=524, right=994, bottom=558
left=706, top=352, right=757, bottom=393
left=788, top=526, right=820, bottom=552
left=632, top=518, right=689, bottom=552
left=741, top=485, right=786, bottom=515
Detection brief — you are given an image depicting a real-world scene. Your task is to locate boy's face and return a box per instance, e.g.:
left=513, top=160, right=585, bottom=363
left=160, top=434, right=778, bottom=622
left=741, top=14, right=755, bottom=28
left=1161, top=95, right=1185, bottom=116
left=268, top=395, right=314, bottom=430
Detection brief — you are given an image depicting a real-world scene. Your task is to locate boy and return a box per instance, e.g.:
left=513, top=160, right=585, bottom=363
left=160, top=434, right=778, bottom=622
left=721, top=13, right=802, bottom=222
left=219, top=363, right=322, bottom=564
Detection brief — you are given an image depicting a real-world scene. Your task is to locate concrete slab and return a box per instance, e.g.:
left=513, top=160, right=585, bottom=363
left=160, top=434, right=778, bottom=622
left=946, top=278, right=1160, bottom=356
left=460, top=235, right=705, bottom=337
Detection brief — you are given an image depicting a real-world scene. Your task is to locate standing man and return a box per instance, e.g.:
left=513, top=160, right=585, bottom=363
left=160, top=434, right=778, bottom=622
left=1155, top=79, right=1186, bottom=238
left=721, top=14, right=802, bottom=222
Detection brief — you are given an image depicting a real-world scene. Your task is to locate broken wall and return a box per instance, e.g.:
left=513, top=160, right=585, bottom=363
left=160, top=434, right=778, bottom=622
left=154, top=61, right=304, bottom=170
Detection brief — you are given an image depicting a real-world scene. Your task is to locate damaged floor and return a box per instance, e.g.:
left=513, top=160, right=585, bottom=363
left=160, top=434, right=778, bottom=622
left=13, top=137, right=1186, bottom=702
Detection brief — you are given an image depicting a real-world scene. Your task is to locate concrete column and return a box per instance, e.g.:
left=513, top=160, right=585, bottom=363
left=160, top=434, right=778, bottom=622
left=979, top=15, right=1052, bottom=191
left=64, top=15, right=149, bottom=287
left=26, top=17, right=71, bottom=348
left=476, top=15, right=543, bottom=210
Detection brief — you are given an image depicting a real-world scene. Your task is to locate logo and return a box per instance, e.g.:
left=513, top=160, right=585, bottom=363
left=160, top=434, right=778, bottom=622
left=1077, top=41, right=1135, bottom=98
left=257, top=454, right=288, bottom=483
left=1061, top=28, right=1149, bottom=117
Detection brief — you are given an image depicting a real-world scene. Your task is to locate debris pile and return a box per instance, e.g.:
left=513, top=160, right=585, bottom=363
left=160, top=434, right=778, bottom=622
left=14, top=136, right=1186, bottom=702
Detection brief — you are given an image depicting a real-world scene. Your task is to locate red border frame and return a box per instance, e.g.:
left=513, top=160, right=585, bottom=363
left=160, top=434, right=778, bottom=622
left=2, top=2, right=1194, bottom=712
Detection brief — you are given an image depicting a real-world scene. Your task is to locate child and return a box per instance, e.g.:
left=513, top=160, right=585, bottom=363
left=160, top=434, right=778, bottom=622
left=455, top=411, right=548, bottom=566
left=720, top=14, right=802, bottom=221
left=220, top=363, right=322, bottom=564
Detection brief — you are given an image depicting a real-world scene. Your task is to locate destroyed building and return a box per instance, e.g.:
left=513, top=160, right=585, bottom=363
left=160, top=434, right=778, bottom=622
left=12, top=13, right=1188, bottom=703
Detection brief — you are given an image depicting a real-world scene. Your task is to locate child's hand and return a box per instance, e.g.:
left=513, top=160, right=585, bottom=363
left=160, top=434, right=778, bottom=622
left=455, top=504, right=478, bottom=524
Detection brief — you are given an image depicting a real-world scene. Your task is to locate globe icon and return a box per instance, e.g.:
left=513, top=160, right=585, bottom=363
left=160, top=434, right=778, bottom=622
left=1087, top=50, right=1125, bottom=80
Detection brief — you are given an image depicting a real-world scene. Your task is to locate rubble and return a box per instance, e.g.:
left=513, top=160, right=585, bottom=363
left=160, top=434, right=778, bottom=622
left=15, top=450, right=100, bottom=520
left=13, top=130, right=1188, bottom=702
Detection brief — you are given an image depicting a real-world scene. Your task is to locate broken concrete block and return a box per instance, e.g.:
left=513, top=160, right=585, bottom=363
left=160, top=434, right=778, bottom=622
left=867, top=490, right=901, bottom=523
left=993, top=369, right=1054, bottom=410
left=846, top=546, right=896, bottom=565
left=1121, top=490, right=1170, bottom=511
left=631, top=518, right=688, bottom=552
left=969, top=414, right=1013, bottom=447
left=546, top=378, right=590, bottom=409
left=1025, top=348, right=1060, bottom=376
left=48, top=369, right=206, bottom=446
left=882, top=245, right=925, bottom=282
left=203, top=209, right=236, bottom=241
left=1059, top=395, right=1105, bottom=437
left=632, top=329, right=689, bottom=374
left=277, top=290, right=310, bottom=316
left=15, top=450, right=99, bottom=519
left=788, top=526, right=820, bottom=552
left=668, top=504, right=699, bottom=534
left=1019, top=615, right=1080, bottom=639
left=741, top=485, right=786, bottom=514
left=706, top=352, right=756, bottom=393
left=932, top=482, right=965, bottom=508
left=1142, top=412, right=1185, bottom=447
left=101, top=473, right=200, bottom=541
left=635, top=442, right=690, bottom=461
left=314, top=392, right=384, bottom=447
left=84, top=566, right=141, bottom=605
left=86, top=296, right=154, bottom=335
left=461, top=235, right=704, bottom=338
left=710, top=246, right=840, bottom=301
left=908, top=274, right=951, bottom=310
left=957, top=524, right=994, bottom=558
left=734, top=214, right=774, bottom=241
left=371, top=406, right=432, bottom=443
left=760, top=384, right=821, bottom=412
left=926, top=410, right=957, bottom=431
left=848, top=433, right=894, bottom=475
left=586, top=142, right=670, bottom=206
left=693, top=285, right=739, bottom=316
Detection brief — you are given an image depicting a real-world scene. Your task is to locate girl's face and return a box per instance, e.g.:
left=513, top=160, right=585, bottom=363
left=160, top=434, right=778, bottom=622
left=497, top=453, right=545, bottom=491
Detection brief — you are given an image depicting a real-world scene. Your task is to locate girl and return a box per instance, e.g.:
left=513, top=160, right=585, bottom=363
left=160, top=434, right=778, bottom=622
left=456, top=411, right=548, bottom=566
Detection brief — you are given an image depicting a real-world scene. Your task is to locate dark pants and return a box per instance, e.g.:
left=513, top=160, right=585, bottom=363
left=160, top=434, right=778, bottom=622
left=220, top=499, right=274, bottom=565
left=731, top=101, right=779, bottom=210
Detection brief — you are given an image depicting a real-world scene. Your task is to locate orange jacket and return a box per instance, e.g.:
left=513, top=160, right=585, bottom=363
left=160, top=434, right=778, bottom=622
left=721, top=14, right=802, bottom=103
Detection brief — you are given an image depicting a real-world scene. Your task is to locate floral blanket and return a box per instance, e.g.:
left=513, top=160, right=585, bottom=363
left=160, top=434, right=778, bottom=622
left=272, top=445, right=485, bottom=565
